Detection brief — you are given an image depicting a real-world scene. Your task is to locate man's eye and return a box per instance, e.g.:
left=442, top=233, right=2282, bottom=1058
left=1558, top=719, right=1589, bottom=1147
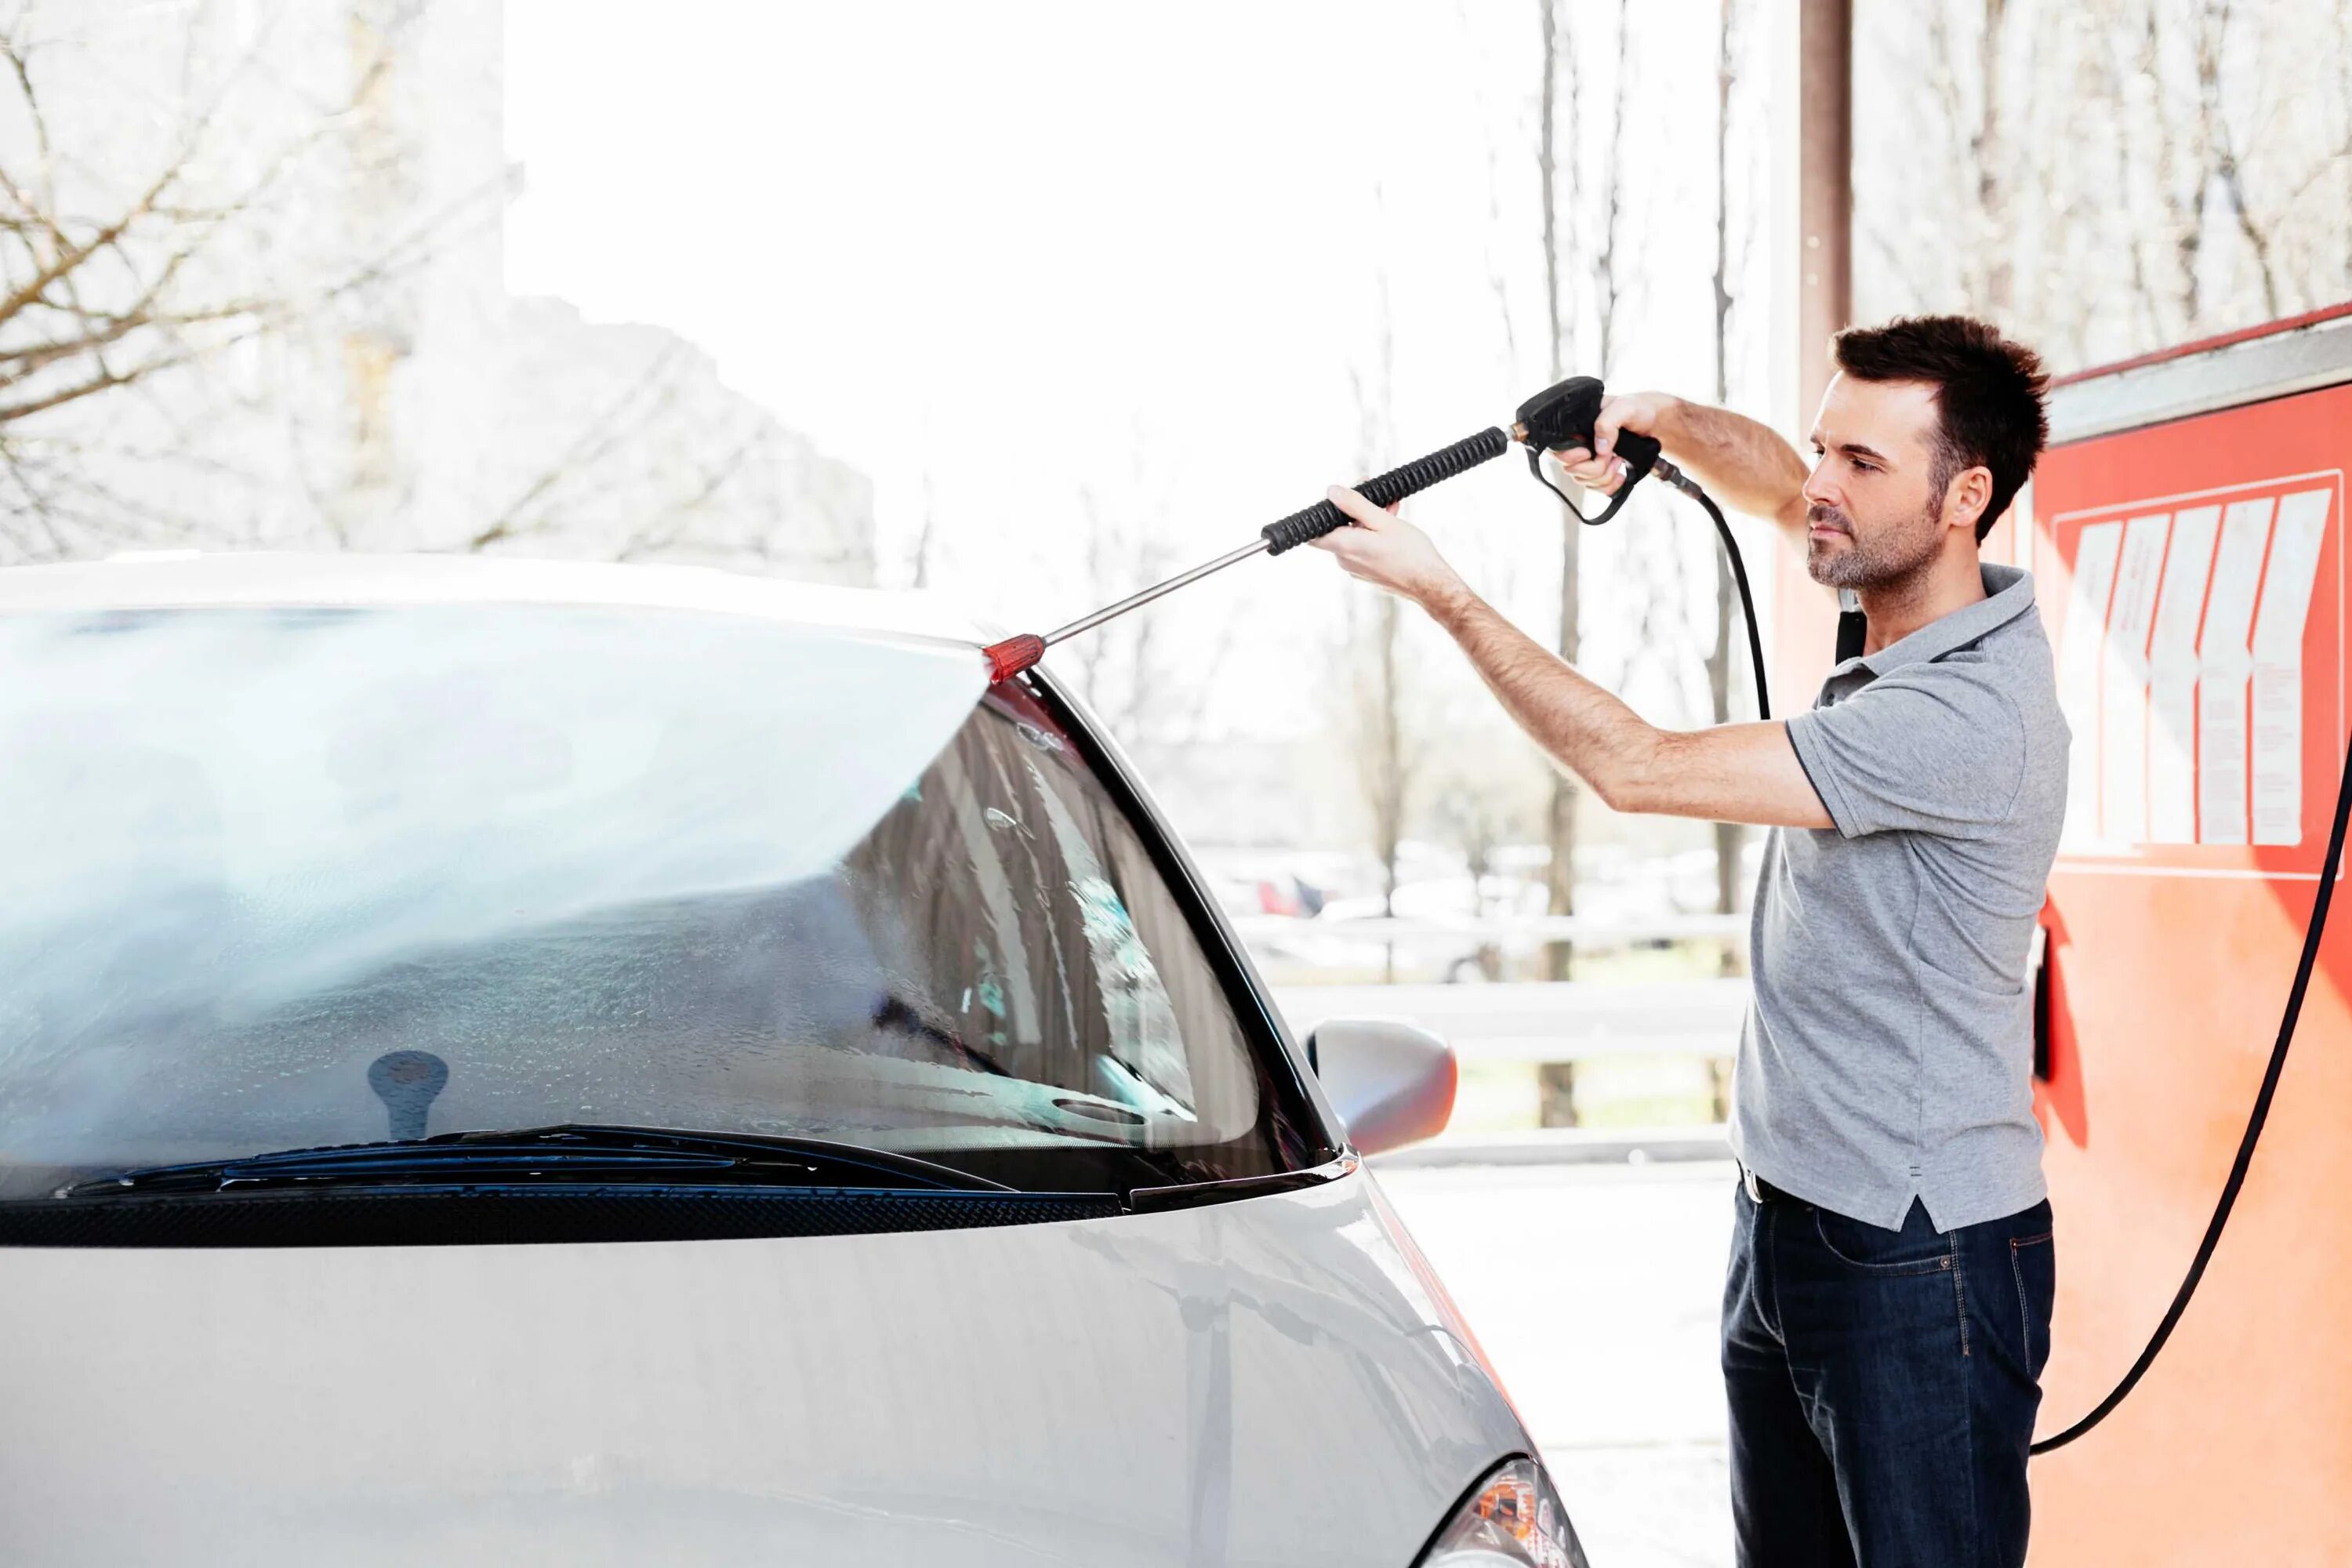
left=1850, top=459, right=1877, bottom=474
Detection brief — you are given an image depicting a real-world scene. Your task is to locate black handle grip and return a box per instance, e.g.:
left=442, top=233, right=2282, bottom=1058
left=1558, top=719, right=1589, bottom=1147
left=1610, top=428, right=1664, bottom=468
left=1512, top=374, right=1661, bottom=525
left=1261, top=426, right=1510, bottom=555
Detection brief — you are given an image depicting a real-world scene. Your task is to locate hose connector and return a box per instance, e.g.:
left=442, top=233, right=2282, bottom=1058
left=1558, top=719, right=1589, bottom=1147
left=1651, top=456, right=1705, bottom=499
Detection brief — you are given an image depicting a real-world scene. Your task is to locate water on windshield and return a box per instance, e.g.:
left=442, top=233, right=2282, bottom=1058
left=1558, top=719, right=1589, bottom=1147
left=0, top=604, right=1290, bottom=1199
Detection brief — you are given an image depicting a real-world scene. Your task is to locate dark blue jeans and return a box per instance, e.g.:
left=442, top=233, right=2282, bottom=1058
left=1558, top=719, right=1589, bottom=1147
left=1722, top=1180, right=2056, bottom=1567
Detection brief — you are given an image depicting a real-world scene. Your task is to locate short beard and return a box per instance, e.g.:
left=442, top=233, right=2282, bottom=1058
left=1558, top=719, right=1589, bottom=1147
left=1806, top=499, right=1946, bottom=590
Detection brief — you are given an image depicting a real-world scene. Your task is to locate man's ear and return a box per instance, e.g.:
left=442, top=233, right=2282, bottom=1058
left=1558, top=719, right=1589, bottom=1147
left=1945, top=465, right=1994, bottom=535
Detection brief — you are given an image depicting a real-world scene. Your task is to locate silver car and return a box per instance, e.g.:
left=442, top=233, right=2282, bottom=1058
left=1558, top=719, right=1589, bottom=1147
left=0, top=553, right=1588, bottom=1566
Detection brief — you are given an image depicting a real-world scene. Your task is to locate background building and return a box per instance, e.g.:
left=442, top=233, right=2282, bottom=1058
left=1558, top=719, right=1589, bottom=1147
left=0, top=0, right=873, bottom=584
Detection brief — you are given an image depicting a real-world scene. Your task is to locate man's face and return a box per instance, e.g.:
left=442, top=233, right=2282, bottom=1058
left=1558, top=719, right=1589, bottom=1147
left=1800, top=375, right=1954, bottom=590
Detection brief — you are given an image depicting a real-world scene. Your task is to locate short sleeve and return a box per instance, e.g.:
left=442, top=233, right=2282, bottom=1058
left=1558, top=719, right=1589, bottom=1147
left=1784, top=664, right=2028, bottom=839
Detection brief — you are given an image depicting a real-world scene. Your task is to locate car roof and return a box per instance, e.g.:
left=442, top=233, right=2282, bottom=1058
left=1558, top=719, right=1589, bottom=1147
left=0, top=551, right=1000, bottom=648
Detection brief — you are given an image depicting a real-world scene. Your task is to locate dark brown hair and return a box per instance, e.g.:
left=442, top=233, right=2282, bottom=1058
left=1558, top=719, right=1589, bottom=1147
left=1831, top=315, right=2050, bottom=542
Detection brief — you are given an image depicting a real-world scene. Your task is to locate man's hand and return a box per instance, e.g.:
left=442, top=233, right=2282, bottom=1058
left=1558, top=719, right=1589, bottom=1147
left=1549, top=390, right=1684, bottom=498
left=1309, top=485, right=1468, bottom=609
left=1552, top=390, right=1813, bottom=543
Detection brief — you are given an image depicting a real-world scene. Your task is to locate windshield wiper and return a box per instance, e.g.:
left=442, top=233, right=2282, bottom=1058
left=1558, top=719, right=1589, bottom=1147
left=57, top=1124, right=1021, bottom=1199
left=1124, top=1158, right=1356, bottom=1213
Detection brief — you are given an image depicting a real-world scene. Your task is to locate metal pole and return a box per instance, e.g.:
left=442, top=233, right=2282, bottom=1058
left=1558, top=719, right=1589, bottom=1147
left=1769, top=0, right=1854, bottom=699
left=1796, top=0, right=1852, bottom=416
left=1043, top=538, right=1271, bottom=645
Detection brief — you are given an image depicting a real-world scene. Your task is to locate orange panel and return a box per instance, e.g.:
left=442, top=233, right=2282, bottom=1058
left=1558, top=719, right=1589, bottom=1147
left=2027, top=385, right=2352, bottom=1562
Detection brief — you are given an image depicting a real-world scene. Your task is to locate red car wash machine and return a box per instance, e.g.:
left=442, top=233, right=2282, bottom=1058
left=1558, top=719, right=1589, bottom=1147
left=1766, top=303, right=2352, bottom=1564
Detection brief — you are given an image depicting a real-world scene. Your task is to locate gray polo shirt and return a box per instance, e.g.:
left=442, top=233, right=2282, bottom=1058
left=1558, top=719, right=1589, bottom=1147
left=1731, top=564, right=2067, bottom=1232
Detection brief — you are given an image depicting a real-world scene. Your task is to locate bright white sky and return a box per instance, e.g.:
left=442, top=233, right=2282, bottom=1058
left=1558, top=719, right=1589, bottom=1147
left=503, top=0, right=1773, bottom=742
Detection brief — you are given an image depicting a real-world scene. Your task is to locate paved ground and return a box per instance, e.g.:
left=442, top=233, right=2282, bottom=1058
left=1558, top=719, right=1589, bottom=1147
left=1376, top=1159, right=1738, bottom=1568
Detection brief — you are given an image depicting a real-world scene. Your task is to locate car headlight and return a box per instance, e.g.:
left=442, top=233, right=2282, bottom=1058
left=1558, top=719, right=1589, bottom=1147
left=1414, top=1455, right=1588, bottom=1567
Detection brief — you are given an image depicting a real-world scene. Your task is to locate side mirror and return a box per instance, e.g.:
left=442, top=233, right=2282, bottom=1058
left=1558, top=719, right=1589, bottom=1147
left=1305, top=1018, right=1456, bottom=1156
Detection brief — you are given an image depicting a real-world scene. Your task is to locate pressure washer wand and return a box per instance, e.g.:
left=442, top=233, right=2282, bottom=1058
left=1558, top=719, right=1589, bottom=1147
left=1030, top=535, right=1276, bottom=652
left=977, top=373, right=1769, bottom=721
left=982, top=426, right=1513, bottom=683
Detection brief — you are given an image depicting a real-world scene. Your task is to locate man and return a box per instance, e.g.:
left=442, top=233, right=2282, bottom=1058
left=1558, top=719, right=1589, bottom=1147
left=1315, top=315, right=2063, bottom=1568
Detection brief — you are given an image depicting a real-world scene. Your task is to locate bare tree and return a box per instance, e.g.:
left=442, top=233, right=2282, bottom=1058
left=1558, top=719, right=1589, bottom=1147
left=1529, top=0, right=1635, bottom=1123
left=2191, top=2, right=2283, bottom=318
left=2102, top=2, right=2179, bottom=345
left=1067, top=477, right=1178, bottom=739
left=0, top=2, right=496, bottom=560
left=1535, top=0, right=1634, bottom=986
left=1337, top=256, right=1422, bottom=978
left=1535, top=0, right=1581, bottom=984
left=1352, top=596, right=1415, bottom=918
left=466, top=344, right=696, bottom=553
left=1868, top=0, right=2350, bottom=364
left=909, top=467, right=939, bottom=590
left=1434, top=782, right=1507, bottom=982
left=1704, top=0, right=1750, bottom=964
left=1060, top=427, right=1241, bottom=753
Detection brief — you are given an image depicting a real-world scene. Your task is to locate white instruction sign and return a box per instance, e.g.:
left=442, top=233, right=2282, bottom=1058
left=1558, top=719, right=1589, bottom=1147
left=2195, top=497, right=2278, bottom=845
left=2147, top=505, right=2222, bottom=844
left=2052, top=458, right=2343, bottom=877
left=2100, top=514, right=2172, bottom=845
left=2058, top=521, right=2122, bottom=845
left=2249, top=489, right=2334, bottom=843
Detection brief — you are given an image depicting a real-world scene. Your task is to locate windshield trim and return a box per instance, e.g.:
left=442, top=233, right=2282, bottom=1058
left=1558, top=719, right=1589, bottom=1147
left=1019, top=669, right=1341, bottom=1169
left=0, top=1185, right=1127, bottom=1248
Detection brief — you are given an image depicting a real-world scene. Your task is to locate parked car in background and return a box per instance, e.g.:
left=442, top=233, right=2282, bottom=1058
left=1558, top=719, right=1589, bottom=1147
left=0, top=554, right=1588, bottom=1567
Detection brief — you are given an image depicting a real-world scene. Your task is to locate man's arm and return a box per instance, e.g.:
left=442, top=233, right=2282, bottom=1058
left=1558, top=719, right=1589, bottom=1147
left=1312, top=488, right=1834, bottom=831
left=1555, top=392, right=1812, bottom=551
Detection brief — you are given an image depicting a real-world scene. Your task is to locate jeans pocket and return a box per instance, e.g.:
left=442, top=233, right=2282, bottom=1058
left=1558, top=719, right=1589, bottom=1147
left=2010, top=1232, right=2056, bottom=1377
left=1811, top=1205, right=1955, bottom=1276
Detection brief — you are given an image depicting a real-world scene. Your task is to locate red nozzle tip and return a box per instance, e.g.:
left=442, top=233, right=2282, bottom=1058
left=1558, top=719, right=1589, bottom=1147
left=982, top=634, right=1046, bottom=684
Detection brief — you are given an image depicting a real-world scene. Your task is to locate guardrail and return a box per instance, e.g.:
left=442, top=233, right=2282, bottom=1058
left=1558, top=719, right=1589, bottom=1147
left=1272, top=977, right=1751, bottom=1127
left=1235, top=912, right=1749, bottom=950
left=1272, top=979, right=1751, bottom=1062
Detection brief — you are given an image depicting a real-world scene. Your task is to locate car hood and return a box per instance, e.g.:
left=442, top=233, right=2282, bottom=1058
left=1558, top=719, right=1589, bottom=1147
left=0, top=1169, right=1528, bottom=1566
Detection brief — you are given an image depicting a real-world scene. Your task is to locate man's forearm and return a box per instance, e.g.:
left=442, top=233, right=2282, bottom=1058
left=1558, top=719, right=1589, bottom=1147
left=1314, top=484, right=1831, bottom=830
left=1654, top=399, right=1811, bottom=543
left=1422, top=581, right=1664, bottom=811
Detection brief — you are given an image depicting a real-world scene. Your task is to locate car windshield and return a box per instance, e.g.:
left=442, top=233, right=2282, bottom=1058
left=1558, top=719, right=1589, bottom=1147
left=0, top=602, right=1323, bottom=1202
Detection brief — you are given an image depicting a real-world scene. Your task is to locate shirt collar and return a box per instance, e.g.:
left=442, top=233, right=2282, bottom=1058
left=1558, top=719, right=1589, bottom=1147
left=1848, top=564, right=2037, bottom=676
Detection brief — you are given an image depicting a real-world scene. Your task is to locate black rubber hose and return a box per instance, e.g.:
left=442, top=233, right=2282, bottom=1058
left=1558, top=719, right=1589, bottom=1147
left=1686, top=484, right=1771, bottom=723
left=1261, top=426, right=1511, bottom=554
left=2028, top=717, right=2352, bottom=1455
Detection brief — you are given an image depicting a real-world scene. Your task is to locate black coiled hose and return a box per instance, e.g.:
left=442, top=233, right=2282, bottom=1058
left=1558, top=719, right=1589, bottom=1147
left=1261, top=426, right=1512, bottom=554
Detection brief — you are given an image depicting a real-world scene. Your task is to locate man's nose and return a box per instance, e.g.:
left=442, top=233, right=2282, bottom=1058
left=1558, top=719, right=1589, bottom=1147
left=1801, top=466, right=1841, bottom=511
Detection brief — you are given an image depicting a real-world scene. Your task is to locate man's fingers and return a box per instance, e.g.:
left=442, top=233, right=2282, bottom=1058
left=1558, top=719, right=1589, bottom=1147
left=1326, top=485, right=1386, bottom=527
left=1592, top=400, right=1622, bottom=459
left=1308, top=527, right=1374, bottom=579
left=1551, top=448, right=1617, bottom=490
left=1553, top=452, right=1623, bottom=494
